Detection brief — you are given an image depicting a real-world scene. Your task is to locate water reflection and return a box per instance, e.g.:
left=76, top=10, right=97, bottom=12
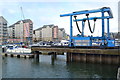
left=66, top=62, right=119, bottom=78
left=2, top=54, right=119, bottom=78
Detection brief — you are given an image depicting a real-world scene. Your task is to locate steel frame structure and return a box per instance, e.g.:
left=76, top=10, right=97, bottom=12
left=60, top=7, right=114, bottom=47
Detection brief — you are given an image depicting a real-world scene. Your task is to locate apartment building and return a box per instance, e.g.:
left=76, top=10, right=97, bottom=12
left=52, top=26, right=58, bottom=41
left=8, top=19, right=33, bottom=44
left=58, top=28, right=65, bottom=41
left=33, top=24, right=67, bottom=42
left=42, top=25, right=54, bottom=41
left=8, top=25, right=14, bottom=39
left=33, top=27, right=42, bottom=42
left=0, top=16, right=8, bottom=45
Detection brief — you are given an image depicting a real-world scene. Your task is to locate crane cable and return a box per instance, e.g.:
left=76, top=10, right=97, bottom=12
left=20, top=7, right=29, bottom=37
left=74, top=16, right=86, bottom=33
left=86, top=14, right=97, bottom=33
left=20, top=7, right=25, bottom=20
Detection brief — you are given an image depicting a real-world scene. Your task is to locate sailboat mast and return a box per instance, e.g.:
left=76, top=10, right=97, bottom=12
left=20, top=7, right=25, bottom=44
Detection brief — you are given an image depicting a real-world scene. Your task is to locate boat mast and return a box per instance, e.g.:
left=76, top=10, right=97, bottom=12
left=20, top=7, right=25, bottom=45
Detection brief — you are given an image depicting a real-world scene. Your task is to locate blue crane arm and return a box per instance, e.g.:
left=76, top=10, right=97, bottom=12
left=60, top=7, right=113, bottom=18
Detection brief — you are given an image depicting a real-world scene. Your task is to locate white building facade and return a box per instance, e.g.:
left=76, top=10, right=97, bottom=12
left=0, top=16, right=8, bottom=45
left=33, top=24, right=68, bottom=42
left=41, top=25, right=53, bottom=41
left=8, top=19, right=33, bottom=44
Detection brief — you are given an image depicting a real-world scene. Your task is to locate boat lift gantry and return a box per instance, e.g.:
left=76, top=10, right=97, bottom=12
left=60, top=7, right=115, bottom=47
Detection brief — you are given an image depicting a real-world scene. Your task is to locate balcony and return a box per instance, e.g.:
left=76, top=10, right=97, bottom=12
left=3, top=26, right=7, bottom=28
left=3, top=29, right=7, bottom=31
left=3, top=23, right=7, bottom=25
left=3, top=35, right=8, bottom=37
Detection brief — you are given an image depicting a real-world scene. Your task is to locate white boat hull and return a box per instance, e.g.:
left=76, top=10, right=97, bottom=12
left=6, top=48, right=31, bottom=53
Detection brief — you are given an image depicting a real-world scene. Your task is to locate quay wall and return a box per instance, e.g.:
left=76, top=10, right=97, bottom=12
left=31, top=47, right=120, bottom=64
left=67, top=53, right=120, bottom=64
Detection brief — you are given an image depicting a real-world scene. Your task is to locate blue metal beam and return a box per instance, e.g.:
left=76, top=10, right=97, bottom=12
left=102, top=12, right=105, bottom=38
left=107, top=18, right=110, bottom=38
left=60, top=7, right=114, bottom=47
left=69, top=16, right=73, bottom=47
left=60, top=7, right=113, bottom=18
left=91, top=37, right=105, bottom=39
left=74, top=16, right=112, bottom=22
left=82, top=21, right=84, bottom=36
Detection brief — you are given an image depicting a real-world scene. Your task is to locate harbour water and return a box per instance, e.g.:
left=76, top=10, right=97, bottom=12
left=1, top=49, right=119, bottom=79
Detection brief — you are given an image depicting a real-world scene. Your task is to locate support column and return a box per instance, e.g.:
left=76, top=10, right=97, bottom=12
left=101, top=12, right=105, bottom=38
left=101, top=11, right=105, bottom=45
left=84, top=54, right=87, bottom=63
left=100, top=54, right=102, bottom=64
left=35, top=54, right=39, bottom=62
left=82, top=21, right=84, bottom=37
left=119, top=56, right=120, bottom=64
left=69, top=16, right=73, bottom=47
left=66, top=53, right=72, bottom=62
left=107, top=18, right=110, bottom=38
left=116, top=56, right=120, bottom=64
left=52, top=52, right=57, bottom=60
left=51, top=52, right=57, bottom=64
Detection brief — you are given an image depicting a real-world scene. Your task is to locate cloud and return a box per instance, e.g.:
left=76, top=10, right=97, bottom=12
left=1, top=1, right=118, bottom=36
left=8, top=9, right=16, bottom=14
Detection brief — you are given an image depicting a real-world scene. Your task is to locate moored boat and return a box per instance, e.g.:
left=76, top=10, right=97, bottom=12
left=6, top=45, right=31, bottom=54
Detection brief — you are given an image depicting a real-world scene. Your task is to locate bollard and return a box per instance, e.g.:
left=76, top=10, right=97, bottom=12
left=24, top=55, right=26, bottom=58
left=5, top=54, right=7, bottom=57
left=10, top=54, right=13, bottom=57
left=35, top=54, right=39, bottom=62
left=17, top=55, right=20, bottom=58
left=66, top=53, right=72, bottom=62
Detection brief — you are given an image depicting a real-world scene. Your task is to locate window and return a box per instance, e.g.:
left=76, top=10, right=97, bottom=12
left=29, top=23, right=32, bottom=25
left=30, top=28, right=33, bottom=30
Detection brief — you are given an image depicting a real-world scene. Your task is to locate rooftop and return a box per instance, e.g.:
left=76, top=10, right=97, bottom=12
left=9, top=19, right=33, bottom=27
left=42, top=24, right=54, bottom=28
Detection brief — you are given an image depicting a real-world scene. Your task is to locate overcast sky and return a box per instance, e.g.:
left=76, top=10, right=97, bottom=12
left=0, top=0, right=119, bottom=36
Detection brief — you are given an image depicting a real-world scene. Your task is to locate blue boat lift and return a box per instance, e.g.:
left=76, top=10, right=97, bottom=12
left=60, top=7, right=115, bottom=47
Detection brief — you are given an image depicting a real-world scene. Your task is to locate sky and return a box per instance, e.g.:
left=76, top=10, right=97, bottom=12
left=0, top=0, right=119, bottom=36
